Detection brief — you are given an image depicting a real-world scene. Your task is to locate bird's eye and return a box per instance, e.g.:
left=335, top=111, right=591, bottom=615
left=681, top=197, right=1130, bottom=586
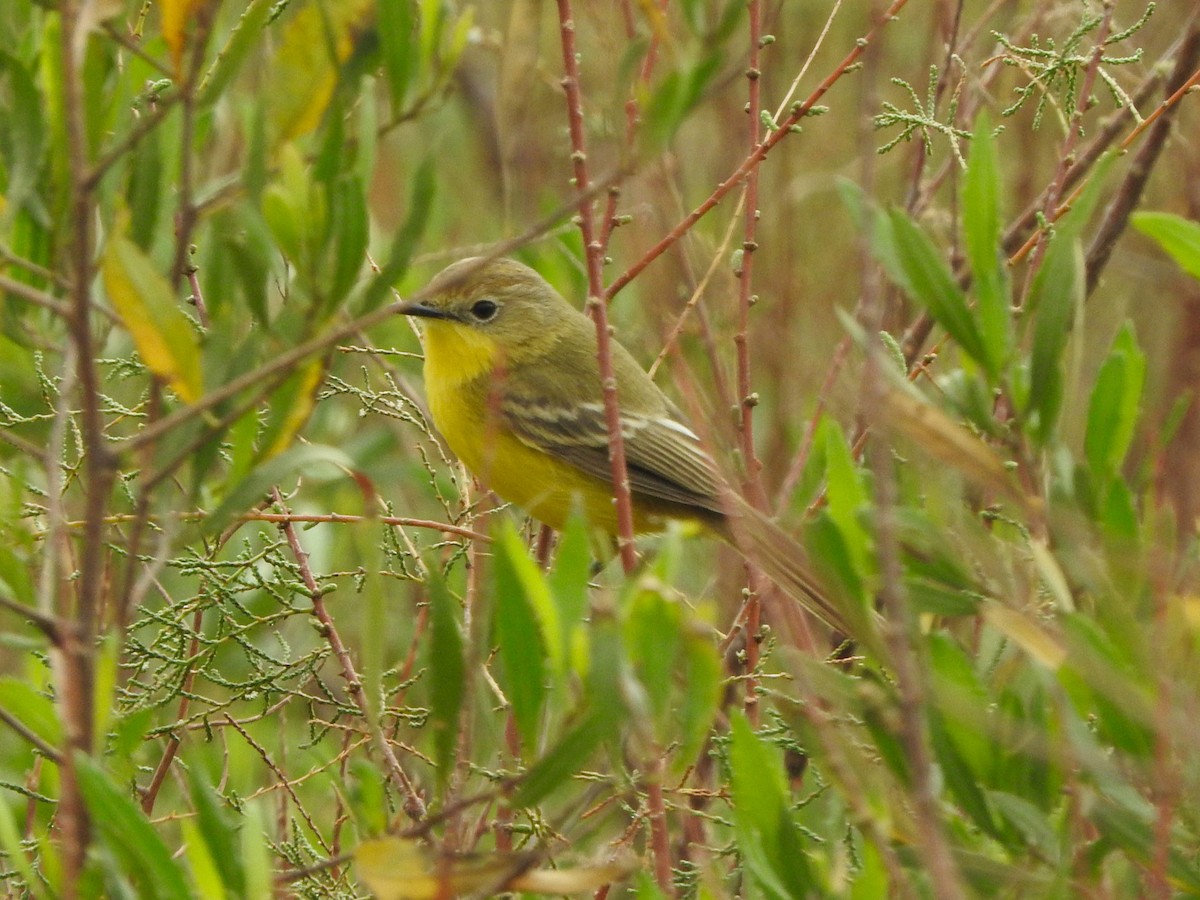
left=470, top=299, right=499, bottom=322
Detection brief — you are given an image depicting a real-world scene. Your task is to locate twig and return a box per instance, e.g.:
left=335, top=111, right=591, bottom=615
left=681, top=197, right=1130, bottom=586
left=0, top=706, right=63, bottom=764
left=0, top=593, right=61, bottom=641
left=0, top=274, right=70, bottom=316
left=598, top=0, right=669, bottom=256
left=605, top=0, right=912, bottom=301
left=169, top=6, right=218, bottom=289
left=1087, top=21, right=1200, bottom=295
left=270, top=488, right=427, bottom=822
left=49, top=510, right=489, bottom=543
left=141, top=607, right=204, bottom=813
left=901, top=39, right=1175, bottom=364
left=646, top=193, right=744, bottom=380
left=735, top=0, right=768, bottom=722
left=56, top=1, right=112, bottom=886
left=555, top=0, right=639, bottom=573
left=222, top=713, right=333, bottom=854
left=1119, top=62, right=1200, bottom=150
left=82, top=96, right=178, bottom=192
left=0, top=425, right=44, bottom=459
left=644, top=754, right=673, bottom=896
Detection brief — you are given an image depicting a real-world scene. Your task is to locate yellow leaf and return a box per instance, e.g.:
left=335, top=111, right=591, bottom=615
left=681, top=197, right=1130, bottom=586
left=880, top=383, right=1040, bottom=517
left=161, top=0, right=209, bottom=77
left=260, top=358, right=326, bottom=459
left=508, top=859, right=638, bottom=894
left=102, top=234, right=203, bottom=404
left=354, top=837, right=635, bottom=899
left=267, top=0, right=375, bottom=142
left=981, top=601, right=1066, bottom=670
left=1181, top=595, right=1200, bottom=632
left=1028, top=539, right=1075, bottom=613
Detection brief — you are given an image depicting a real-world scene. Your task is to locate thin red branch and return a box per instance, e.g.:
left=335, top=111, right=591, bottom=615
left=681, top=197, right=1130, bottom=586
left=141, top=606, right=204, bottom=813
left=605, top=0, right=912, bottom=301
left=270, top=488, right=427, bottom=822
left=56, top=1, right=112, bottom=888
left=555, top=0, right=638, bottom=572
left=737, top=0, right=767, bottom=722
left=645, top=755, right=674, bottom=897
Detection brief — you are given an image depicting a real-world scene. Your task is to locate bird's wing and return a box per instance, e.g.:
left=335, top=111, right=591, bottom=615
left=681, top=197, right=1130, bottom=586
left=500, top=392, right=726, bottom=515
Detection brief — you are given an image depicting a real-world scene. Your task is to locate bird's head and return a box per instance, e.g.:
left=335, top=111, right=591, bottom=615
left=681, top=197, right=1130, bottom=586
left=400, top=257, right=581, bottom=369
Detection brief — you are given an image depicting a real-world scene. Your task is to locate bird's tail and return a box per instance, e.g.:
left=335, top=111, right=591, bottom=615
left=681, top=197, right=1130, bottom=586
left=719, top=496, right=877, bottom=651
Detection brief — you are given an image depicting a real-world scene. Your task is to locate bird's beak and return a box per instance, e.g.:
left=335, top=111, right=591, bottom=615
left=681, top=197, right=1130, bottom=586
left=398, top=301, right=456, bottom=321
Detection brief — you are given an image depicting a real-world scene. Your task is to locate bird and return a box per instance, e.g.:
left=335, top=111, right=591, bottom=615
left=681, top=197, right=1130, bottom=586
left=399, top=256, right=858, bottom=641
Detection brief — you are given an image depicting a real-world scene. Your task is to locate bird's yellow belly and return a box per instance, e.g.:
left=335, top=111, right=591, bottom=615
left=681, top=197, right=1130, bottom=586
left=426, top=375, right=666, bottom=534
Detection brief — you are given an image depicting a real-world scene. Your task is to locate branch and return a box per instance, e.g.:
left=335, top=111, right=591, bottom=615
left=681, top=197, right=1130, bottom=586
left=555, top=0, right=639, bottom=573
left=270, top=488, right=427, bottom=823
left=606, top=0, right=912, bottom=301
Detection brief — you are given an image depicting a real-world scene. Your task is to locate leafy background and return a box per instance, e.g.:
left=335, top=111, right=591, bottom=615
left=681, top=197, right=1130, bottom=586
left=1, top=0, right=1199, bottom=897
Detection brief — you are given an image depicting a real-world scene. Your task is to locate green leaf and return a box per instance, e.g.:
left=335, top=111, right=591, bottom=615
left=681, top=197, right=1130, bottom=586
left=181, top=818, right=227, bottom=900
left=198, top=0, right=274, bottom=107
left=240, top=802, right=273, bottom=900
left=1026, top=231, right=1083, bottom=443
left=359, top=157, right=436, bottom=311
left=988, top=790, right=1059, bottom=859
left=102, top=232, right=204, bottom=404
left=493, top=523, right=549, bottom=748
left=0, top=676, right=61, bottom=747
left=929, top=711, right=995, bottom=836
left=885, top=207, right=988, bottom=367
left=1084, top=323, right=1145, bottom=486
left=0, top=547, right=35, bottom=609
left=1058, top=614, right=1154, bottom=757
left=675, top=629, right=721, bottom=769
left=548, top=510, right=592, bottom=677
left=961, top=114, right=1010, bottom=378
left=203, top=206, right=274, bottom=326
left=0, top=794, right=45, bottom=899
left=75, top=755, right=194, bottom=900
left=728, top=713, right=814, bottom=898
left=625, top=587, right=682, bottom=727
left=323, top=175, right=368, bottom=310
left=804, top=513, right=864, bottom=607
left=261, top=144, right=325, bottom=271
left=928, top=634, right=992, bottom=774
left=510, top=709, right=611, bottom=809
left=641, top=53, right=722, bottom=151
left=91, top=633, right=119, bottom=753
left=426, top=569, right=465, bottom=782
left=0, top=52, right=47, bottom=227
left=905, top=576, right=980, bottom=617
left=378, top=0, right=417, bottom=111
left=355, top=76, right=379, bottom=189
left=1131, top=211, right=1200, bottom=280
left=1101, top=478, right=1138, bottom=541
left=822, top=418, right=873, bottom=585
left=256, top=357, right=328, bottom=460
left=1090, top=795, right=1200, bottom=891
left=125, top=133, right=163, bottom=252
left=265, top=0, right=373, bottom=142
left=188, top=769, right=245, bottom=896
left=347, top=758, right=390, bottom=838
left=848, top=839, right=888, bottom=900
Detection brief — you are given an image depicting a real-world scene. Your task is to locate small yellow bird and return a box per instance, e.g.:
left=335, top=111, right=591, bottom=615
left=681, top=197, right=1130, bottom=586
left=400, top=257, right=855, bottom=638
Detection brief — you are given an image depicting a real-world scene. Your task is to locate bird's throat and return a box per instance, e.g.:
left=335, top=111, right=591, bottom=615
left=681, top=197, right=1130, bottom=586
left=420, top=320, right=502, bottom=390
